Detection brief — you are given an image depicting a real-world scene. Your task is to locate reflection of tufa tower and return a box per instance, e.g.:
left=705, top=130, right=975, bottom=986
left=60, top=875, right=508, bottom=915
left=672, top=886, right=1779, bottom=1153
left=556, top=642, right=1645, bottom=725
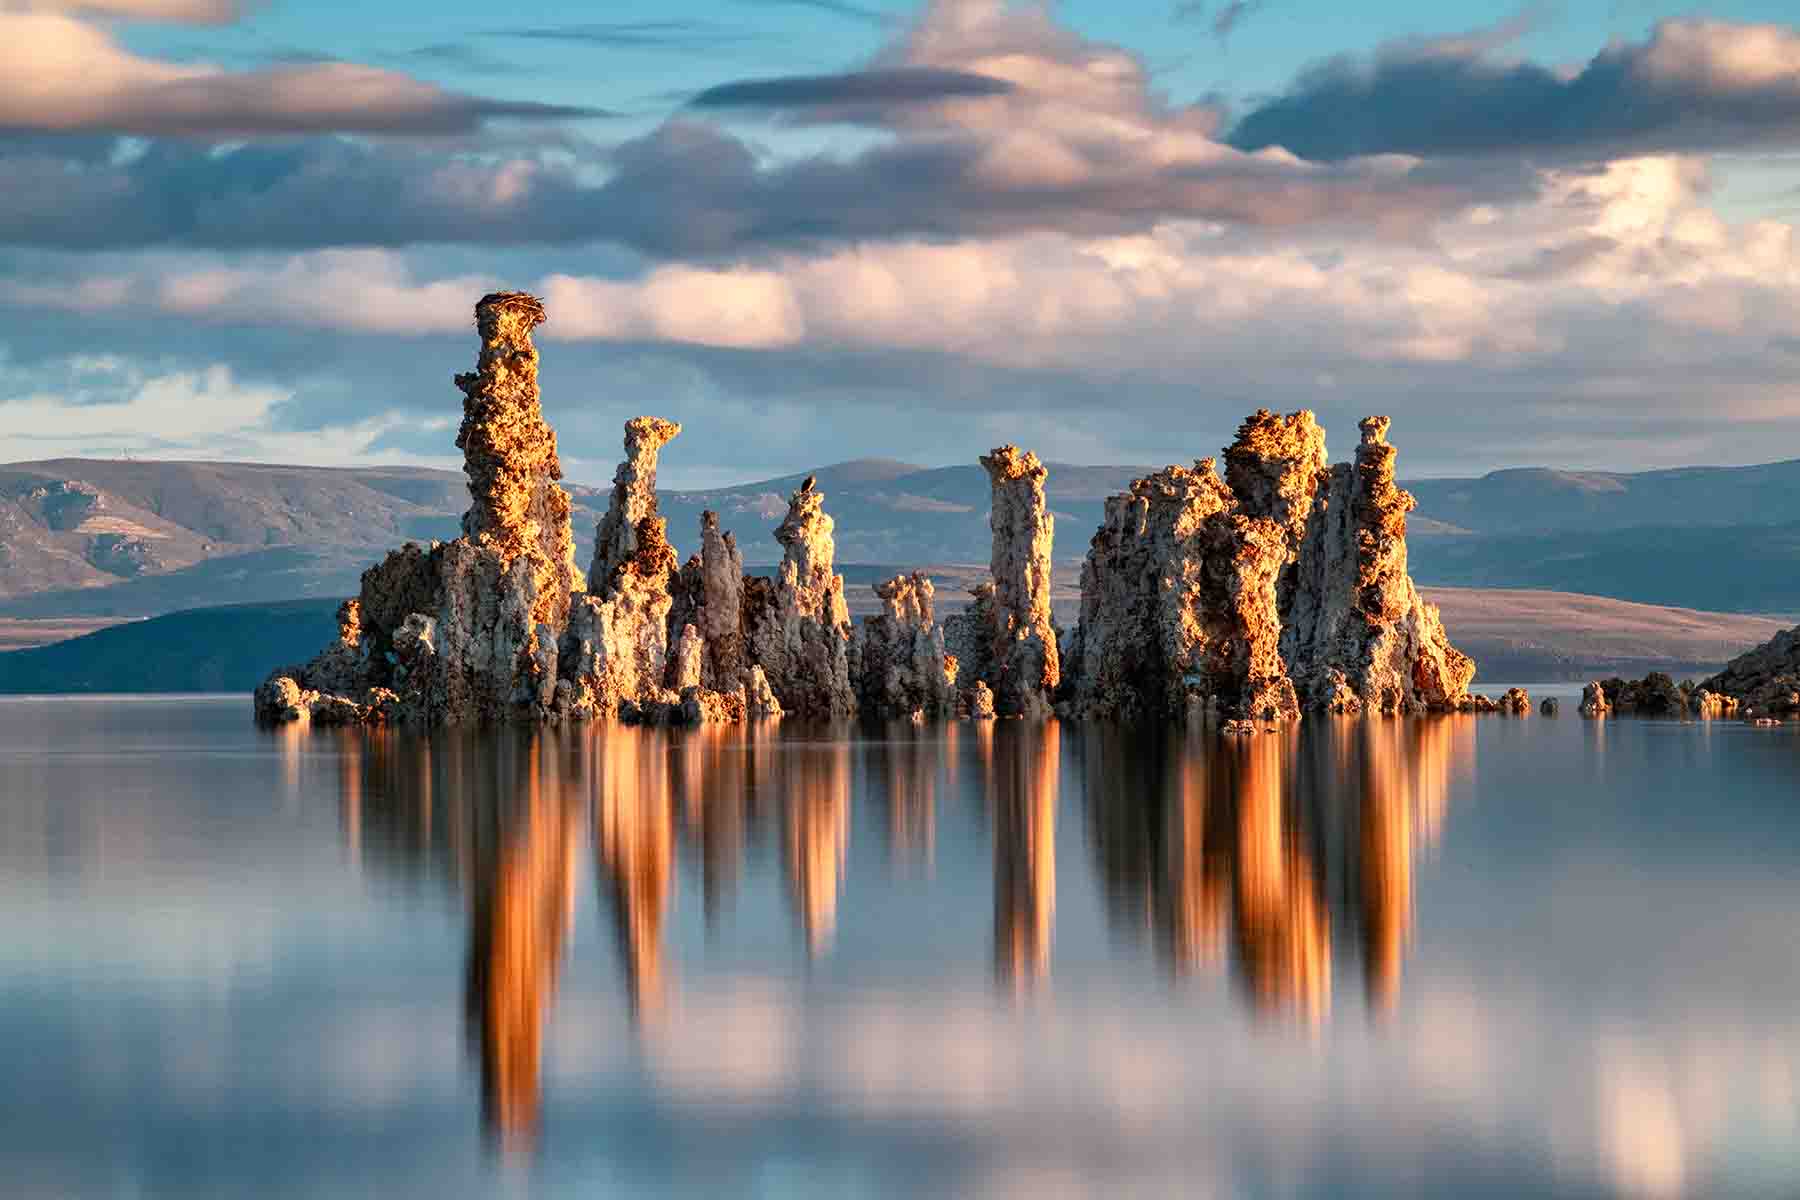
left=1083, top=716, right=1468, bottom=1024
left=992, top=721, right=1059, bottom=989
left=460, top=733, right=582, bottom=1149
left=782, top=742, right=851, bottom=956
left=594, top=728, right=676, bottom=1021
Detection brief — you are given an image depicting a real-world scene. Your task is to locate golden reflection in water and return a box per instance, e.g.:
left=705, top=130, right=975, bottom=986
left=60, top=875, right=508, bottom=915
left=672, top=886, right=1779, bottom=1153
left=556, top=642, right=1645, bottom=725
left=783, top=741, right=851, bottom=956
left=671, top=725, right=757, bottom=925
left=327, top=714, right=1471, bottom=1142
left=1232, top=729, right=1330, bottom=1025
left=868, top=723, right=939, bottom=873
left=466, top=735, right=582, bottom=1150
left=594, top=727, right=676, bottom=1023
left=992, top=721, right=1059, bottom=989
left=1086, top=717, right=1469, bottom=1023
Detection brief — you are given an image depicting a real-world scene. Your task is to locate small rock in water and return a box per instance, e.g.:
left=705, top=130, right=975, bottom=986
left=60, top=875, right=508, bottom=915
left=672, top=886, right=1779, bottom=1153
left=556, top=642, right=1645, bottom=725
left=1221, top=718, right=1258, bottom=736
left=1500, top=687, right=1530, bottom=714
left=1579, top=682, right=1611, bottom=718
left=1540, top=697, right=1560, bottom=716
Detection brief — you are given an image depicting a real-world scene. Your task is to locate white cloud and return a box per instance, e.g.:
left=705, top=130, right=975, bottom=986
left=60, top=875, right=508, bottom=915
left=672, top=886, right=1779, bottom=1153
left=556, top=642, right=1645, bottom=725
left=0, top=352, right=439, bottom=466
left=0, top=0, right=241, bottom=22
left=0, top=11, right=583, bottom=135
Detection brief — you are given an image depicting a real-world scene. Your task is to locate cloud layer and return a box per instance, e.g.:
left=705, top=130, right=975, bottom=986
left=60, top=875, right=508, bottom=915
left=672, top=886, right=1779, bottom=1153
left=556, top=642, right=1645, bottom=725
left=0, top=12, right=595, bottom=136
left=10, top=0, right=1800, bottom=480
left=1232, top=19, right=1800, bottom=160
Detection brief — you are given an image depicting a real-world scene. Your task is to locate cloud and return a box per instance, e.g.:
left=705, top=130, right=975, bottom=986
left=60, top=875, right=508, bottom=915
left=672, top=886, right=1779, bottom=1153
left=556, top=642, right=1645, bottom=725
left=1, top=0, right=242, bottom=22
left=0, top=0, right=1488, bottom=255
left=729, top=0, right=889, bottom=25
left=17, top=145, right=1800, bottom=477
left=1231, top=18, right=1800, bottom=160
left=0, top=12, right=598, bottom=136
left=482, top=20, right=769, bottom=50
left=691, top=67, right=1013, bottom=109
left=1209, top=0, right=1260, bottom=42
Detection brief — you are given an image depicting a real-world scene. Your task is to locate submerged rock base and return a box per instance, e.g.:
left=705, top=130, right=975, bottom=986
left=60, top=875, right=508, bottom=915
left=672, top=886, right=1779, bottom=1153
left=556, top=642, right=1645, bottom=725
left=258, top=294, right=1476, bottom=729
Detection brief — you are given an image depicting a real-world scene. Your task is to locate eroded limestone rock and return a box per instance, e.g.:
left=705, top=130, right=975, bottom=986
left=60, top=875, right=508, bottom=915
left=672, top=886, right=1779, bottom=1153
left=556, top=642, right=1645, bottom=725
left=258, top=292, right=575, bottom=725
left=858, top=571, right=957, bottom=719
left=1064, top=412, right=1468, bottom=722
left=1279, top=417, right=1473, bottom=715
left=1580, top=682, right=1611, bottom=717
left=1065, top=458, right=1294, bottom=721
left=979, top=446, right=1061, bottom=717
left=1223, top=409, right=1330, bottom=554
left=455, top=292, right=580, bottom=631
left=591, top=417, right=681, bottom=590
left=1702, top=626, right=1800, bottom=716
left=744, top=477, right=857, bottom=718
left=556, top=511, right=679, bottom=722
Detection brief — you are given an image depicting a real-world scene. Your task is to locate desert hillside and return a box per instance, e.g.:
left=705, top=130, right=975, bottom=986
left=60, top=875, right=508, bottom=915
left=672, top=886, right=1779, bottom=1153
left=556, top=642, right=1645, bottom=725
left=7, top=454, right=1800, bottom=618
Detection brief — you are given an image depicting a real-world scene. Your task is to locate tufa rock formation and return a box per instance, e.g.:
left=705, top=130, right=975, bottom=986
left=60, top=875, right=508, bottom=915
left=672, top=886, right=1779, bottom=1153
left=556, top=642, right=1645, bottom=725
left=1278, top=417, right=1474, bottom=715
left=258, top=292, right=576, bottom=726
left=1067, top=457, right=1294, bottom=722
left=1063, top=411, right=1470, bottom=721
left=1702, top=627, right=1800, bottom=716
left=744, top=477, right=858, bottom=718
left=1580, top=682, right=1611, bottom=717
left=857, top=571, right=958, bottom=719
left=257, top=294, right=1479, bottom=730
left=592, top=417, right=681, bottom=587
left=977, top=446, right=1061, bottom=718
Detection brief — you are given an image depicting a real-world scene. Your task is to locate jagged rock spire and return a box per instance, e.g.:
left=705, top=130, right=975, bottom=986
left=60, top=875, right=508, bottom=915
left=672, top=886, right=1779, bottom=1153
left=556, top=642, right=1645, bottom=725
left=979, top=445, right=1059, bottom=718
left=452, top=290, right=578, bottom=630
left=592, top=416, right=682, bottom=594
left=1280, top=415, right=1474, bottom=713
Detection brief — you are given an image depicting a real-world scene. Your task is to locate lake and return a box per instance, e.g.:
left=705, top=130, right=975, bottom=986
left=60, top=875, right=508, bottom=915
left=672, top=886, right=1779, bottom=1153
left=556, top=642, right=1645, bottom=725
left=2, top=693, right=1797, bottom=1198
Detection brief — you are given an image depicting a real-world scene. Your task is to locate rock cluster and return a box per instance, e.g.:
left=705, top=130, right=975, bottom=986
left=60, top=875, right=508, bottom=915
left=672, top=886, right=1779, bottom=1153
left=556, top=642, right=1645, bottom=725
left=1279, top=417, right=1474, bottom=714
left=1061, top=410, right=1472, bottom=721
left=742, top=476, right=859, bottom=717
left=856, top=571, right=957, bottom=719
left=1574, top=672, right=1751, bottom=719
left=257, top=292, right=575, bottom=726
left=1702, top=627, right=1800, bottom=716
left=256, top=295, right=1477, bottom=730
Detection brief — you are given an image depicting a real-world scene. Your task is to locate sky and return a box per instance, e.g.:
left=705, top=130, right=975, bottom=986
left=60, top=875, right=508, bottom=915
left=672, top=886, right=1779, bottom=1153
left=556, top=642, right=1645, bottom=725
left=8, top=0, right=1800, bottom=485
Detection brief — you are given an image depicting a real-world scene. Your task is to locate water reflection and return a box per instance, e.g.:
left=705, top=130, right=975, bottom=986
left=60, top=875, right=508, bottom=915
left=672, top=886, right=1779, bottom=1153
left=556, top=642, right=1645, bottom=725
left=991, top=722, right=1058, bottom=989
left=332, top=717, right=1470, bottom=1145
left=1084, top=718, right=1468, bottom=1023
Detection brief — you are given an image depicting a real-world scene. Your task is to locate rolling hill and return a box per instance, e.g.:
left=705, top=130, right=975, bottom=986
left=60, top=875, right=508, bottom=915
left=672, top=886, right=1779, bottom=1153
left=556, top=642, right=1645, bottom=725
left=5, top=452, right=1800, bottom=619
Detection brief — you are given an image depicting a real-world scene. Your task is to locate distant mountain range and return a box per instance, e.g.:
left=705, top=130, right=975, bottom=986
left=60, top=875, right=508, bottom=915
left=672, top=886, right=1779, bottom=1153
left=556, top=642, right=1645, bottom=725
left=4, top=453, right=1800, bottom=617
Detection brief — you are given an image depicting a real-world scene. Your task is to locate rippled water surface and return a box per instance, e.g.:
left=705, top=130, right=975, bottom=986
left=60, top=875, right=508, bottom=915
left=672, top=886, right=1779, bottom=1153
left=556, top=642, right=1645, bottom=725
left=4, top=694, right=1800, bottom=1198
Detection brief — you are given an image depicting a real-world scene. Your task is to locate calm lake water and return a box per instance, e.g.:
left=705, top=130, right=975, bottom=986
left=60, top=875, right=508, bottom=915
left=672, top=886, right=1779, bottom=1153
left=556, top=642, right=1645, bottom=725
left=3, top=693, right=1799, bottom=1198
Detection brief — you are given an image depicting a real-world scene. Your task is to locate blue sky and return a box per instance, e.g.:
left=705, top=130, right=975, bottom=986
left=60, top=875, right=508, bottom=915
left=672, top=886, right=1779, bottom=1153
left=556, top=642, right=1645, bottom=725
left=9, top=0, right=1800, bottom=484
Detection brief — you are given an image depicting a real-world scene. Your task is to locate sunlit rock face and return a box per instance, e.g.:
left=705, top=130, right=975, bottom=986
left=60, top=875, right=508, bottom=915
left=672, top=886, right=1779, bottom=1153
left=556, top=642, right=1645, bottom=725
left=254, top=297, right=1473, bottom=730
left=591, top=417, right=681, bottom=589
left=1280, top=417, right=1475, bottom=715
left=745, top=477, right=858, bottom=718
left=1065, top=411, right=1469, bottom=722
left=1702, top=626, right=1800, bottom=715
left=857, top=571, right=957, bottom=719
left=556, top=417, right=685, bottom=723
left=1065, top=454, right=1296, bottom=722
left=979, top=446, right=1061, bottom=717
left=456, top=292, right=581, bottom=633
left=257, top=292, right=577, bottom=725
